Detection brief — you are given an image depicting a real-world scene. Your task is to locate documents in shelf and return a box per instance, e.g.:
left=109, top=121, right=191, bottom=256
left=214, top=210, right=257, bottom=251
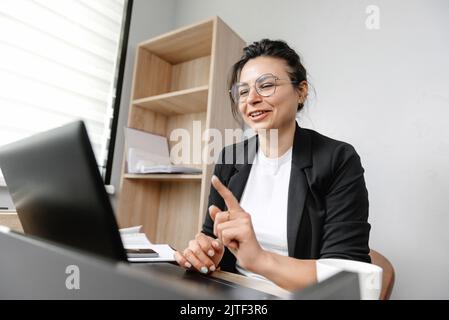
left=125, top=127, right=201, bottom=175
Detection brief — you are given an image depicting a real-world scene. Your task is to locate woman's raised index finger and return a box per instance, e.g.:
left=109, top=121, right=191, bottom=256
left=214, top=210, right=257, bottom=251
left=211, top=175, right=241, bottom=211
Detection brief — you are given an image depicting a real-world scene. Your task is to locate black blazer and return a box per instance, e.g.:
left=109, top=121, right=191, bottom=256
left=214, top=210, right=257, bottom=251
left=201, top=123, right=371, bottom=273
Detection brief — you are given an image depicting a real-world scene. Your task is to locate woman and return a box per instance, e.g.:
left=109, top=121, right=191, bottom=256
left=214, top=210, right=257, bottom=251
left=174, top=39, right=371, bottom=291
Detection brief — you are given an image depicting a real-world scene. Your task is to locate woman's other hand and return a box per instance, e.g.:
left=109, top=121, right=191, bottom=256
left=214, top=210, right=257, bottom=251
left=173, top=227, right=224, bottom=274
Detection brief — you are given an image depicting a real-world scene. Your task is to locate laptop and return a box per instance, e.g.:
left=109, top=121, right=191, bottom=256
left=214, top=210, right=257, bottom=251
left=0, top=120, right=277, bottom=299
left=0, top=121, right=127, bottom=261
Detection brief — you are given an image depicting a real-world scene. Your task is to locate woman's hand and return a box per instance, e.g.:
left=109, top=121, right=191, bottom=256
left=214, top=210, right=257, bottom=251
left=173, top=218, right=225, bottom=274
left=209, top=175, right=265, bottom=271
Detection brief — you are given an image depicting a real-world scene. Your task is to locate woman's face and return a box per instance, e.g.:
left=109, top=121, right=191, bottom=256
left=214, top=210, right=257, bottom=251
left=237, top=56, right=306, bottom=133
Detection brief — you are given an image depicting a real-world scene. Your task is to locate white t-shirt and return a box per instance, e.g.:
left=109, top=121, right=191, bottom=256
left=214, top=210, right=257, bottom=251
left=236, top=146, right=292, bottom=283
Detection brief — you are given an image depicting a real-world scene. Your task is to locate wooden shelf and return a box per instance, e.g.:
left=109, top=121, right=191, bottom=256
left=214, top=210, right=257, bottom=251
left=118, top=16, right=246, bottom=250
left=133, top=85, right=208, bottom=116
left=139, top=19, right=213, bottom=64
left=124, top=173, right=203, bottom=181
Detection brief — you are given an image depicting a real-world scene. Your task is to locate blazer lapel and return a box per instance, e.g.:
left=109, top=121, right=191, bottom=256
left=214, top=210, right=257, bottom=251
left=287, top=124, right=312, bottom=256
left=226, top=135, right=258, bottom=204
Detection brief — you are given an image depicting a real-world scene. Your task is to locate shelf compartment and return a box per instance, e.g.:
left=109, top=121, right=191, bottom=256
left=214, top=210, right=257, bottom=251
left=139, top=19, right=213, bottom=64
left=132, top=85, right=208, bottom=116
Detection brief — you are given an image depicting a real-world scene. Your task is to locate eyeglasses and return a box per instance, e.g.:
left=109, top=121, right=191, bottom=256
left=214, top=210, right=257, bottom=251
left=229, top=73, right=298, bottom=105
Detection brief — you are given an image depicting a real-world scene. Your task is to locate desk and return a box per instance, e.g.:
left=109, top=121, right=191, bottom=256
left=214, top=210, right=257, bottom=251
left=132, top=262, right=287, bottom=299
left=210, top=270, right=290, bottom=298
left=0, top=229, right=288, bottom=299
left=0, top=212, right=289, bottom=298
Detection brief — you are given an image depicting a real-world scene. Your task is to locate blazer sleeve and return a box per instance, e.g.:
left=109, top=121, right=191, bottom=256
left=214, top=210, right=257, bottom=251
left=319, top=143, right=371, bottom=263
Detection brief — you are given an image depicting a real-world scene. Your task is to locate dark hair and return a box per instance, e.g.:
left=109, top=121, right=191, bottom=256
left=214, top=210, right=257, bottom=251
left=228, top=39, right=308, bottom=120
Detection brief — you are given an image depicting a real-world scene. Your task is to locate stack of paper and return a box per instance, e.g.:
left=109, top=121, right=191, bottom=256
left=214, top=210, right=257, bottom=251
left=125, top=127, right=202, bottom=174
left=119, top=225, right=176, bottom=262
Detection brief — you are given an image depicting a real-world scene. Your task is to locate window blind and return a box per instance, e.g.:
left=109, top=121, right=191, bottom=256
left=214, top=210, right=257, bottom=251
left=0, top=0, right=127, bottom=186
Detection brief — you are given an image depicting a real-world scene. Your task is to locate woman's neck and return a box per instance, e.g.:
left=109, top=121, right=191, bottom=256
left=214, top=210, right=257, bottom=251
left=258, top=121, right=296, bottom=158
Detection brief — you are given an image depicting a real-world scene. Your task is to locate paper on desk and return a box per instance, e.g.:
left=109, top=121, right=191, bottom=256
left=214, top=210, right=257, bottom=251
left=121, top=233, right=153, bottom=248
left=127, top=244, right=176, bottom=262
left=120, top=228, right=175, bottom=262
left=119, top=225, right=143, bottom=235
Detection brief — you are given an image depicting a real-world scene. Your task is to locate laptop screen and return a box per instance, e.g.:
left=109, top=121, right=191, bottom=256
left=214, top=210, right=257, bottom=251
left=0, top=121, right=127, bottom=262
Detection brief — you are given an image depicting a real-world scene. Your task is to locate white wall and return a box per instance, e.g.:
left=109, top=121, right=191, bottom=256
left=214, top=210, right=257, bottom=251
left=172, top=0, right=449, bottom=299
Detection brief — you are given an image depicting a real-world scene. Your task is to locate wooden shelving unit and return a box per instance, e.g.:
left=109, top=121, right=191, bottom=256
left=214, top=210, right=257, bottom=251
left=117, top=17, right=246, bottom=250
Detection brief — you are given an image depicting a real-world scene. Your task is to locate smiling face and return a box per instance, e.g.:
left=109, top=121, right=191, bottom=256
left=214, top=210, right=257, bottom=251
left=237, top=56, right=306, bottom=133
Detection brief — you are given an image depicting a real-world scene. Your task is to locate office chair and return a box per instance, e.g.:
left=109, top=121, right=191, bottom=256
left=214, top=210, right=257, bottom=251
left=369, top=249, right=395, bottom=300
